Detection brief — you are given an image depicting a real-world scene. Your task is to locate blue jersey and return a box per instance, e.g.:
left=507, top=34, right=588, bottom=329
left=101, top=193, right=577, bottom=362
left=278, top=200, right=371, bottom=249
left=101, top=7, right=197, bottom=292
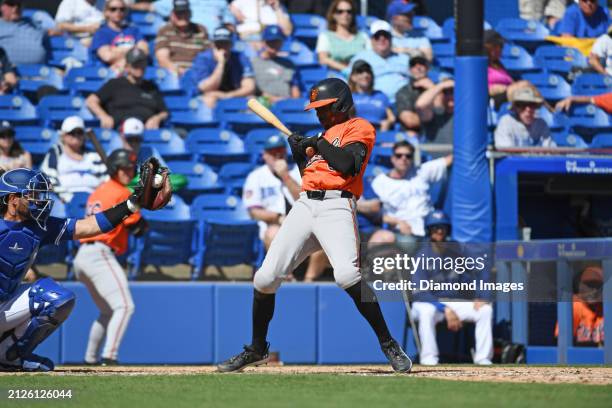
left=0, top=217, right=76, bottom=301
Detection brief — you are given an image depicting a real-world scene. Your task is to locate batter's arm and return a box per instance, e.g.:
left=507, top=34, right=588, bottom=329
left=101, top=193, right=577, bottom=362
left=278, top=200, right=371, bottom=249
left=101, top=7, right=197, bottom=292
left=316, top=139, right=367, bottom=176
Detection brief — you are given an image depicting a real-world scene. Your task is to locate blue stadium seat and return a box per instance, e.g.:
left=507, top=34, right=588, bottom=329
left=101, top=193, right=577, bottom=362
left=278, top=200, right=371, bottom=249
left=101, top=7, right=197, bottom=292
left=244, top=128, right=284, bottom=160
left=190, top=194, right=261, bottom=279
left=215, top=97, right=267, bottom=134
left=144, top=67, right=182, bottom=95
left=129, top=196, right=196, bottom=279
left=533, top=46, right=587, bottom=75
left=18, top=138, right=55, bottom=165
left=521, top=72, right=571, bottom=102
left=218, top=162, right=255, bottom=195
left=65, top=192, right=90, bottom=218
left=551, top=131, right=588, bottom=148
left=299, top=66, right=328, bottom=92
left=571, top=73, right=612, bottom=96
left=590, top=133, right=612, bottom=148
left=413, top=16, right=444, bottom=41
left=163, top=95, right=218, bottom=129
left=166, top=160, right=223, bottom=203
left=432, top=42, right=455, bottom=70
left=441, top=18, right=492, bottom=41
left=141, top=128, right=190, bottom=160
left=37, top=95, right=96, bottom=127
left=370, top=146, right=393, bottom=167
left=291, top=14, right=327, bottom=49
left=375, top=131, right=409, bottom=146
left=501, top=44, right=537, bottom=76
left=495, top=18, right=549, bottom=52
left=568, top=104, right=612, bottom=136
left=363, top=163, right=390, bottom=184
left=272, top=98, right=319, bottom=133
left=128, top=11, right=165, bottom=40
left=85, top=128, right=120, bottom=153
left=14, top=126, right=59, bottom=144
left=0, top=95, right=38, bottom=124
left=355, top=15, right=379, bottom=32
left=16, top=64, right=64, bottom=93
left=233, top=40, right=257, bottom=60
left=23, top=8, right=56, bottom=30
left=185, top=128, right=250, bottom=169
left=280, top=39, right=317, bottom=67
left=48, top=35, right=89, bottom=68
left=64, top=65, right=116, bottom=95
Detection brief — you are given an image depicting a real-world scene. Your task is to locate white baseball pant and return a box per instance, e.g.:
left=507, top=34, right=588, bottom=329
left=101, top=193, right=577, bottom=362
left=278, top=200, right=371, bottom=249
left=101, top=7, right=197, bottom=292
left=0, top=285, right=34, bottom=363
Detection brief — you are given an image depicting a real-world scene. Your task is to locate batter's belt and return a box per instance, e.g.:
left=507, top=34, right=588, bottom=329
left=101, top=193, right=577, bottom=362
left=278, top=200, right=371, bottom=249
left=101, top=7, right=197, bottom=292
left=304, top=190, right=353, bottom=200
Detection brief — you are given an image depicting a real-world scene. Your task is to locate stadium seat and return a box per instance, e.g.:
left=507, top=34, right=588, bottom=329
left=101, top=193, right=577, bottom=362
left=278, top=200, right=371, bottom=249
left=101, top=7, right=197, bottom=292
left=85, top=128, right=120, bottom=153
left=14, top=126, right=59, bottom=144
left=141, top=128, right=190, bottom=160
left=48, top=35, right=89, bottom=68
left=363, top=163, right=390, bottom=184
left=166, top=160, right=223, bottom=203
left=233, top=40, right=257, bottom=60
left=272, top=98, right=319, bottom=133
left=64, top=65, right=116, bottom=95
left=299, top=66, right=328, bottom=93
left=432, top=42, right=455, bottom=70
left=280, top=39, right=317, bottom=67
left=551, top=131, right=588, bottom=148
left=441, top=18, right=492, bottom=41
left=16, top=64, right=64, bottom=94
left=128, top=11, right=165, bottom=40
left=65, top=191, right=90, bottom=218
left=22, top=8, right=56, bottom=30
left=571, top=73, right=612, bottom=96
left=17, top=137, right=56, bottom=165
left=129, top=196, right=196, bottom=279
left=501, top=44, right=537, bottom=76
left=190, top=194, right=261, bottom=279
left=495, top=18, right=549, bottom=52
left=413, top=16, right=444, bottom=41
left=568, top=104, right=612, bottom=136
left=144, top=67, right=182, bottom=95
left=0, top=95, right=38, bottom=124
left=355, top=15, right=380, bottom=32
left=590, top=133, right=612, bottom=148
left=163, top=95, right=218, bottom=129
left=218, top=162, right=256, bottom=195
left=376, top=131, right=410, bottom=147
left=185, top=128, right=250, bottom=169
left=521, top=72, right=571, bottom=102
left=215, top=97, right=268, bottom=134
left=533, top=46, right=587, bottom=76
left=37, top=95, right=96, bottom=127
left=370, top=146, right=393, bottom=167
left=291, top=14, right=327, bottom=49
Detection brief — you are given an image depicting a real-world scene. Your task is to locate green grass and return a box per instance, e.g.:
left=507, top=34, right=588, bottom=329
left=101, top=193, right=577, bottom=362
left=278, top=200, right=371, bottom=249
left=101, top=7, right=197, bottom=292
left=0, top=374, right=610, bottom=408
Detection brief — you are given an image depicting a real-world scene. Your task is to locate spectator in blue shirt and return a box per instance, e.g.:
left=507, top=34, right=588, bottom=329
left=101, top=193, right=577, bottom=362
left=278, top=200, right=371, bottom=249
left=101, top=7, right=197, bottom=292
left=90, top=0, right=148, bottom=72
left=347, top=20, right=409, bottom=104
left=192, top=26, right=255, bottom=108
left=387, top=0, right=432, bottom=62
left=0, top=0, right=48, bottom=65
left=348, top=60, right=395, bottom=131
left=558, top=0, right=610, bottom=38
left=151, top=0, right=235, bottom=36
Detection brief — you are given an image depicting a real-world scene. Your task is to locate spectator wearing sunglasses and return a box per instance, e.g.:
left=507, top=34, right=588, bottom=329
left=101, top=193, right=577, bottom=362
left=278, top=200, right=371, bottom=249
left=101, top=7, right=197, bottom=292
left=558, top=0, right=610, bottom=38
left=368, top=141, right=453, bottom=246
left=40, top=116, right=107, bottom=203
left=494, top=87, right=555, bottom=149
left=91, top=0, right=149, bottom=72
left=387, top=0, right=432, bottom=62
left=0, top=121, right=31, bottom=170
left=348, top=20, right=409, bottom=104
left=316, top=0, right=369, bottom=73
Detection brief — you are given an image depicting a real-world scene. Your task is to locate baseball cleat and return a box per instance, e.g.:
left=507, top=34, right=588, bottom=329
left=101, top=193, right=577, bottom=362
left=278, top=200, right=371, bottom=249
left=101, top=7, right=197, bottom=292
left=380, top=339, right=412, bottom=373
left=100, top=358, right=119, bottom=366
left=217, top=343, right=270, bottom=373
left=0, top=353, right=55, bottom=372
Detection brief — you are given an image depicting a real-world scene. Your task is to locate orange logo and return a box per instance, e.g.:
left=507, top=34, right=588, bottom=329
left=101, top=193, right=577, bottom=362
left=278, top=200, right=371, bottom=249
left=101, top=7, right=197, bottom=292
left=310, top=87, right=318, bottom=102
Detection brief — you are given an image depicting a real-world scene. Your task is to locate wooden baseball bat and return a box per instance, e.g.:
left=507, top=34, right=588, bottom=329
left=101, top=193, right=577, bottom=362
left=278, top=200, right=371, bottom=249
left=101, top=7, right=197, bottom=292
left=247, top=98, right=292, bottom=136
left=86, top=128, right=108, bottom=164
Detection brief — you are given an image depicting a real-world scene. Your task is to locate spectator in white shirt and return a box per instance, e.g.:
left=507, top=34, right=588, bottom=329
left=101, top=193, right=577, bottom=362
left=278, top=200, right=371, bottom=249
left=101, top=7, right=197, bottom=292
left=589, top=27, right=612, bottom=76
left=230, top=0, right=292, bottom=39
left=55, top=0, right=104, bottom=46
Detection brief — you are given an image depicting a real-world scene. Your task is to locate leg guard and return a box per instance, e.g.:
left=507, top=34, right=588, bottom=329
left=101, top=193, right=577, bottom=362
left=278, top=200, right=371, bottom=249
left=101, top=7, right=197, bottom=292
left=6, top=277, right=75, bottom=361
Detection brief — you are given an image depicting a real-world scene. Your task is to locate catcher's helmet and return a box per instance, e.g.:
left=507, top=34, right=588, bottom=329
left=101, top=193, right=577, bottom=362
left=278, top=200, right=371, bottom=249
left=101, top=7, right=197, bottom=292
left=425, top=210, right=451, bottom=232
left=0, top=168, right=54, bottom=230
left=304, top=78, right=353, bottom=113
left=107, top=149, right=137, bottom=176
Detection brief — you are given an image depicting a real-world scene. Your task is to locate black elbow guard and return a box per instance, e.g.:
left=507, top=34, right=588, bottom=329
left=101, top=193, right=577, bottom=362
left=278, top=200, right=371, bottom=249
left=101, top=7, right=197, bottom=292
left=345, top=142, right=368, bottom=176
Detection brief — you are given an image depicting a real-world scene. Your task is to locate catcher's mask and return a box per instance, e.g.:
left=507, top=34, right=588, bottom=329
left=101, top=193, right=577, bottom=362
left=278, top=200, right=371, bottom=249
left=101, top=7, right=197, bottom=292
left=304, top=78, right=353, bottom=113
left=0, top=168, right=54, bottom=230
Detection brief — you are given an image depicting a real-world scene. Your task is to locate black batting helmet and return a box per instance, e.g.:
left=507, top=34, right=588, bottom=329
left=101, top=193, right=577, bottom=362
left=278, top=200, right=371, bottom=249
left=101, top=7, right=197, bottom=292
left=107, top=149, right=137, bottom=176
left=304, top=78, right=353, bottom=113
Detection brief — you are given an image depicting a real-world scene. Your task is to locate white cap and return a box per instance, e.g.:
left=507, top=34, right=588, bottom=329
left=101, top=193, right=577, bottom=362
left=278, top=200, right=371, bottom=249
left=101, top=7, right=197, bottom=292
left=61, top=116, right=85, bottom=133
left=370, top=20, right=392, bottom=36
left=121, top=117, right=144, bottom=137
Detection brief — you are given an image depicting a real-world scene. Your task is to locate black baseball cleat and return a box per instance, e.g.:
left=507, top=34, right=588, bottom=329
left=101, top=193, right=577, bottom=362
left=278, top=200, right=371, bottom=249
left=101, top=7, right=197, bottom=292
left=217, top=343, right=270, bottom=373
left=100, top=358, right=119, bottom=366
left=380, top=339, right=412, bottom=373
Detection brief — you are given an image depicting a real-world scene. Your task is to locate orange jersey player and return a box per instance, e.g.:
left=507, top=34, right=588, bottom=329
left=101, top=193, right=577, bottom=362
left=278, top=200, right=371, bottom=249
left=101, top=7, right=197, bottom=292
left=218, top=78, right=412, bottom=374
left=73, top=149, right=147, bottom=366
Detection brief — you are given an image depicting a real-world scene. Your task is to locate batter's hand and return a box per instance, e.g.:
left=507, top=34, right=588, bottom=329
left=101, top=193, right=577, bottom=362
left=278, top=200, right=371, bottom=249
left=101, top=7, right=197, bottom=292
left=300, top=136, right=319, bottom=158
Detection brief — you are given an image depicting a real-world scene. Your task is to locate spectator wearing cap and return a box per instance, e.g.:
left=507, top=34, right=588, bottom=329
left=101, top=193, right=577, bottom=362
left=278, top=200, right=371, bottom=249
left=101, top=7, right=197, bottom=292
left=251, top=25, right=300, bottom=104
left=90, top=0, right=148, bottom=72
left=589, top=26, right=612, bottom=76
left=395, top=53, right=435, bottom=133
left=154, top=0, right=209, bottom=76
left=316, top=0, right=369, bottom=72
left=0, top=0, right=49, bottom=65
left=229, top=0, right=292, bottom=39
left=40, top=116, right=107, bottom=202
left=192, top=26, right=256, bottom=108
left=0, top=46, right=17, bottom=94
left=150, top=0, right=235, bottom=36
left=387, top=0, right=433, bottom=61
left=348, top=20, right=409, bottom=104
left=0, top=121, right=31, bottom=170
left=494, top=87, right=555, bottom=149
left=558, top=0, right=610, bottom=38
left=54, top=0, right=104, bottom=46
left=107, top=117, right=168, bottom=166
left=415, top=77, right=455, bottom=144
left=87, top=47, right=169, bottom=129
left=348, top=60, right=394, bottom=131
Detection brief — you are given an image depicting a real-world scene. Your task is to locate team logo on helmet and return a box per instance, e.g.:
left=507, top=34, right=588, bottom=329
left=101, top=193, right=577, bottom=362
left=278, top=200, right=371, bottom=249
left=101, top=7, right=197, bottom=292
left=310, top=87, right=319, bottom=103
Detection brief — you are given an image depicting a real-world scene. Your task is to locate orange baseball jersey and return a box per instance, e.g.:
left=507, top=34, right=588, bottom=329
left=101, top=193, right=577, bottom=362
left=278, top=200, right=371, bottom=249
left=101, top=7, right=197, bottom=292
left=592, top=92, right=612, bottom=114
left=80, top=178, right=141, bottom=255
left=555, top=296, right=604, bottom=345
left=301, top=117, right=375, bottom=198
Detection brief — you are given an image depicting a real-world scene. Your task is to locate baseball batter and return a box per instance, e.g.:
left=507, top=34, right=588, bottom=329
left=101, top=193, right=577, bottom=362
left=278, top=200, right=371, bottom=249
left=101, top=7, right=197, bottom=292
left=73, top=149, right=148, bottom=365
left=218, top=78, right=412, bottom=373
left=0, top=162, right=171, bottom=371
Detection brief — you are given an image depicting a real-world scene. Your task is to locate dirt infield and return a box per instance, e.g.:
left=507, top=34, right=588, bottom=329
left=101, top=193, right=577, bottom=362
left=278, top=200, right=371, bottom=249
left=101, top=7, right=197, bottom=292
left=4, top=365, right=610, bottom=385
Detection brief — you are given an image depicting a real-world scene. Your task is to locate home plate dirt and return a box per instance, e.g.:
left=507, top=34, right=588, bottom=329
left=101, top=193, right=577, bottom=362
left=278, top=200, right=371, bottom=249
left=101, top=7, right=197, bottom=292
left=4, top=365, right=611, bottom=385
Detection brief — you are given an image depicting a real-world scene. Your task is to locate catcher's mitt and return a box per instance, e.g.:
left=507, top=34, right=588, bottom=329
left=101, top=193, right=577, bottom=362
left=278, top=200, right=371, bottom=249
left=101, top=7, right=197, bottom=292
left=131, top=157, right=172, bottom=210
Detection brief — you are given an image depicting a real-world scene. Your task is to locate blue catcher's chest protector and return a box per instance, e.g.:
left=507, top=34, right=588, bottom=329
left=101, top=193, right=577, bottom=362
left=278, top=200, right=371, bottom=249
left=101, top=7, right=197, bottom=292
left=0, top=220, right=42, bottom=301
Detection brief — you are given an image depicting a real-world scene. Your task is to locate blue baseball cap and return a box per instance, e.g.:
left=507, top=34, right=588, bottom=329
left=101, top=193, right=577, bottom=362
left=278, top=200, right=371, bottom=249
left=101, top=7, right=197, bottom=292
left=387, top=0, right=416, bottom=19
left=213, top=26, right=233, bottom=43
left=262, top=25, right=285, bottom=42
left=263, top=134, right=286, bottom=150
